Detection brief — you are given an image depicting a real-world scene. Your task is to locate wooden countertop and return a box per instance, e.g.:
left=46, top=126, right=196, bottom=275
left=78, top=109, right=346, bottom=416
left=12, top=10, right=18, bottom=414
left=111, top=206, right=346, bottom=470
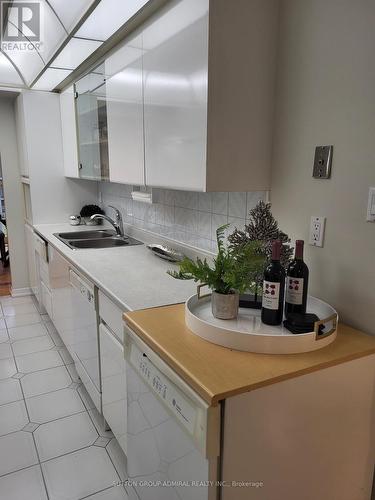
left=124, top=304, right=375, bottom=406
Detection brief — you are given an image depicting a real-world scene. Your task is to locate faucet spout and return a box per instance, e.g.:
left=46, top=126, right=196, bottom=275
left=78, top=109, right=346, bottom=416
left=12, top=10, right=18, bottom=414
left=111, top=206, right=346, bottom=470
left=90, top=214, right=123, bottom=236
left=90, top=205, right=125, bottom=237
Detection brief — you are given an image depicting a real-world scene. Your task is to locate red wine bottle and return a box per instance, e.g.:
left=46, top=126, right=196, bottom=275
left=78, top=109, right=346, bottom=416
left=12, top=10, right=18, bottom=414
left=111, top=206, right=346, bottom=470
left=285, top=240, right=309, bottom=317
left=261, top=240, right=285, bottom=325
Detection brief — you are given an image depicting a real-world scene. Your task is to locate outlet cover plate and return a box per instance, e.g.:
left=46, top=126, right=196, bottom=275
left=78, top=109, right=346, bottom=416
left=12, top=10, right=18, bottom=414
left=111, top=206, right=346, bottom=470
left=313, top=145, right=333, bottom=179
left=309, top=216, right=326, bottom=247
left=367, top=187, right=375, bottom=222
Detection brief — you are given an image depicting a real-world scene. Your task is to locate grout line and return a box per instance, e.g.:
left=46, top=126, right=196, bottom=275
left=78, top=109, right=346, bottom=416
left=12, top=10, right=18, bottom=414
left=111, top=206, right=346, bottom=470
left=32, top=433, right=50, bottom=500
left=40, top=443, right=94, bottom=466
left=14, top=360, right=66, bottom=377
left=79, top=485, right=127, bottom=500
left=0, top=462, right=40, bottom=481
left=9, top=332, right=55, bottom=346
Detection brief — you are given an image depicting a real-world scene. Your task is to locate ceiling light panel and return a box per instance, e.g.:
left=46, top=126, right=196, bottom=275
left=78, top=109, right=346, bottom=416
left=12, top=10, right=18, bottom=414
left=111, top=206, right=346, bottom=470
left=32, top=67, right=72, bottom=90
left=53, top=38, right=102, bottom=70
left=5, top=49, right=45, bottom=85
left=40, top=1, right=67, bottom=62
left=47, top=0, right=96, bottom=32
left=0, top=53, right=23, bottom=85
left=75, top=0, right=149, bottom=41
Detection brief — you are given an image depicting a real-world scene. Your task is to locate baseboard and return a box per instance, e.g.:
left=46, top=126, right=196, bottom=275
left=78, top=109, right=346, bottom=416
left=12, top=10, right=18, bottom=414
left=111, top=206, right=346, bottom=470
left=10, top=287, right=32, bottom=297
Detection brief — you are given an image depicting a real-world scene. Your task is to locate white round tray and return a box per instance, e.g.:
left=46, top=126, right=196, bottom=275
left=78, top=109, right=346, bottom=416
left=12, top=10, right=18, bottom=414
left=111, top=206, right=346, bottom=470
left=185, top=294, right=338, bottom=354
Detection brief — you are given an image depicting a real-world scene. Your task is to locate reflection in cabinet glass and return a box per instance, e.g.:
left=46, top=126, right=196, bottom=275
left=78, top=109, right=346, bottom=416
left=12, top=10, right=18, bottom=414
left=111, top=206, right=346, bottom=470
left=75, top=69, right=109, bottom=181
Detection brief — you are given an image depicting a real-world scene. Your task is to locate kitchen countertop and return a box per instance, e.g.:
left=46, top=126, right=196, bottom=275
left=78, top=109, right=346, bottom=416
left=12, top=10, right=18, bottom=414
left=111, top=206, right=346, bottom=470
left=34, top=223, right=197, bottom=312
left=124, top=303, right=375, bottom=405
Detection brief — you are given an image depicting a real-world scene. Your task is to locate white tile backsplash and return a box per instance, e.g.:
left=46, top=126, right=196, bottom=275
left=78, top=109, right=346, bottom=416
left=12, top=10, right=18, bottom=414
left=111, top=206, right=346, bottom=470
left=228, top=192, right=247, bottom=218
left=98, top=182, right=267, bottom=252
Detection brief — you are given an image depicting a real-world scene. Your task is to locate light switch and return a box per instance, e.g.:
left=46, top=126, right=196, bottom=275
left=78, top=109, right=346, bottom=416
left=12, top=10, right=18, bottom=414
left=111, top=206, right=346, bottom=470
left=313, top=146, right=333, bottom=179
left=366, top=187, right=375, bottom=222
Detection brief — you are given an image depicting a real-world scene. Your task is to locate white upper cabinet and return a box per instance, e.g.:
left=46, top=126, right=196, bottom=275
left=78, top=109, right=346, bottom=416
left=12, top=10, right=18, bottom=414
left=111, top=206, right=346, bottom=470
left=60, top=86, right=80, bottom=178
left=105, top=35, right=145, bottom=185
left=61, top=0, right=279, bottom=191
left=142, top=0, right=209, bottom=191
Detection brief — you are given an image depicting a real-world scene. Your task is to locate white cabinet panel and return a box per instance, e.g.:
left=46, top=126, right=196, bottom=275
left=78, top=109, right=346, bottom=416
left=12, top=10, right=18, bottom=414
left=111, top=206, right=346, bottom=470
left=41, top=281, right=53, bottom=318
left=15, top=94, right=29, bottom=178
left=24, top=224, right=37, bottom=297
left=98, top=290, right=124, bottom=342
left=143, top=0, right=209, bottom=191
left=48, top=245, right=75, bottom=351
left=99, top=323, right=127, bottom=454
left=106, top=39, right=145, bottom=185
left=60, top=87, right=79, bottom=178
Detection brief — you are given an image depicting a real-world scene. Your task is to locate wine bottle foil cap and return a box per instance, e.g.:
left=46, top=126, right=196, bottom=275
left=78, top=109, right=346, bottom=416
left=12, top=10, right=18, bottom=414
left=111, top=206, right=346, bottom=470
left=295, top=239, right=304, bottom=258
left=272, top=240, right=282, bottom=260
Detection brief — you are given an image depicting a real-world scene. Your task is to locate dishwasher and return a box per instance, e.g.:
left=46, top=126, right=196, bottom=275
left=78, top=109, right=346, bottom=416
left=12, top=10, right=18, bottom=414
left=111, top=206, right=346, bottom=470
left=124, top=324, right=221, bottom=500
left=69, top=269, right=101, bottom=411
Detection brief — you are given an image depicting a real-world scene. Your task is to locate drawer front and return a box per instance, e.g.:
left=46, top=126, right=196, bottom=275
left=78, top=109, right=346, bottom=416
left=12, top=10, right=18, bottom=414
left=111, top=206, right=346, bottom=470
left=41, top=281, right=53, bottom=318
left=40, top=259, right=50, bottom=288
left=99, top=322, right=127, bottom=454
left=34, top=233, right=48, bottom=262
left=98, top=290, right=125, bottom=343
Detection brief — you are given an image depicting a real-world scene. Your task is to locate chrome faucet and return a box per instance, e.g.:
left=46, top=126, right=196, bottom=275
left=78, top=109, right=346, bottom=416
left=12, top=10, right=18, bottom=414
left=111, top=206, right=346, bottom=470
left=90, top=205, right=125, bottom=237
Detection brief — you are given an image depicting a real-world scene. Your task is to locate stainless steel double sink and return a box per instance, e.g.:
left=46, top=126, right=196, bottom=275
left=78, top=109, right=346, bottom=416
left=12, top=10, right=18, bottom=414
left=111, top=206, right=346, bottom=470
left=54, top=229, right=143, bottom=250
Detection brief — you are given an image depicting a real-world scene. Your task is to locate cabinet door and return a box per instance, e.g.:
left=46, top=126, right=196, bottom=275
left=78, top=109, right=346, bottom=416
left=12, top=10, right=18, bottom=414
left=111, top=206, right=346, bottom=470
left=75, top=70, right=109, bottom=180
left=106, top=35, right=145, bottom=185
left=143, top=0, right=209, bottom=191
left=60, top=86, right=79, bottom=178
left=99, top=323, right=127, bottom=455
left=48, top=246, right=75, bottom=351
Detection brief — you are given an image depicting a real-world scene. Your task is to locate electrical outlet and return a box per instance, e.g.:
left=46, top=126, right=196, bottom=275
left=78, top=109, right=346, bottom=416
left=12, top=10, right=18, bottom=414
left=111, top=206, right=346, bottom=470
left=309, top=216, right=326, bottom=247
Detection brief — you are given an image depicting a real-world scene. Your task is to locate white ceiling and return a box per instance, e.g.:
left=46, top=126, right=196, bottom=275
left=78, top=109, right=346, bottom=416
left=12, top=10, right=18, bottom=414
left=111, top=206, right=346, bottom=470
left=0, top=0, right=149, bottom=91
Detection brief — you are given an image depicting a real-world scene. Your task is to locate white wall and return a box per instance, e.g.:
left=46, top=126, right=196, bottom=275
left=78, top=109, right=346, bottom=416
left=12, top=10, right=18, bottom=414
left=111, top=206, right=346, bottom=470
left=21, top=91, right=98, bottom=224
left=271, top=0, right=375, bottom=334
left=0, top=94, right=30, bottom=292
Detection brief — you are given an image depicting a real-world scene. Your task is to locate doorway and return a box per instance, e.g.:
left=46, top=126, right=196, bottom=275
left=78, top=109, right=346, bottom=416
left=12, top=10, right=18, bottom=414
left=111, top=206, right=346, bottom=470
left=0, top=157, right=11, bottom=296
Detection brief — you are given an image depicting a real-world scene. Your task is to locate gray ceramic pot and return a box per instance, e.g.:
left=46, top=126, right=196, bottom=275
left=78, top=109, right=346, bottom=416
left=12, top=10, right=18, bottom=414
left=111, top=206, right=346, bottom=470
left=211, top=291, right=239, bottom=320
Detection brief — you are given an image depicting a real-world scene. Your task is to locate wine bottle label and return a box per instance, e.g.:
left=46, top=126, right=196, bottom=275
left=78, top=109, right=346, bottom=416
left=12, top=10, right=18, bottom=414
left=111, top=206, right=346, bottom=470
left=286, top=277, right=304, bottom=305
left=262, top=281, right=280, bottom=310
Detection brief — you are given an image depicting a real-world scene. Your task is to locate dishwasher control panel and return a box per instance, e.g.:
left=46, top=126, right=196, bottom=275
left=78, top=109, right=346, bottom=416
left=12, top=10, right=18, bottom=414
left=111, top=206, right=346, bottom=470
left=129, top=343, right=197, bottom=436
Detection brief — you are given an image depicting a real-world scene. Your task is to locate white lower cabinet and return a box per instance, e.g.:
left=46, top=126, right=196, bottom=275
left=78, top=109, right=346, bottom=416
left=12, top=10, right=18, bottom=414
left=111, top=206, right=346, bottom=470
left=99, top=322, right=127, bottom=455
left=25, top=224, right=37, bottom=297
left=41, top=281, right=53, bottom=318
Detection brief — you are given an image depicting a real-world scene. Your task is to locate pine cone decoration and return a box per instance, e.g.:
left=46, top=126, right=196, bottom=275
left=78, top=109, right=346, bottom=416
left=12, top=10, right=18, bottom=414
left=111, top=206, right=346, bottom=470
left=228, top=201, right=293, bottom=280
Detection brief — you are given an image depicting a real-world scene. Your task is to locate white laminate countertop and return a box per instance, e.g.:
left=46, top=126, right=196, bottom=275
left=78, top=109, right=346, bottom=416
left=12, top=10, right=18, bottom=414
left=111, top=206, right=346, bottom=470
left=34, top=223, right=198, bottom=312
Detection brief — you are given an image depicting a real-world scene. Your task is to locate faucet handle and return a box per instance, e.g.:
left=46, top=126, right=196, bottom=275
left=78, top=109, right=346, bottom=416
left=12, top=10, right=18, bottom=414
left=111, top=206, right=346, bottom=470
left=108, top=205, right=122, bottom=221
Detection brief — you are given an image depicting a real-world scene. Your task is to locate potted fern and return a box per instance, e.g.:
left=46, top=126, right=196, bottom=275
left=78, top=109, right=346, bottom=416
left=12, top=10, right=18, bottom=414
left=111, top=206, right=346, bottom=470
left=168, top=225, right=265, bottom=319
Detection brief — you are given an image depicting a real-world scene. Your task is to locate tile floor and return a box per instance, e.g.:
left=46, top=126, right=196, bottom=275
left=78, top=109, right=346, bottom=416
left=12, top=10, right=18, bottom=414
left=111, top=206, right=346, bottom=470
left=0, top=295, right=130, bottom=500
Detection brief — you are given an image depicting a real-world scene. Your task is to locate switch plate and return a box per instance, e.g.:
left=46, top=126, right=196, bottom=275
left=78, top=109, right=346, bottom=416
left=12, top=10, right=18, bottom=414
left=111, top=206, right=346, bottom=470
left=366, top=187, right=375, bottom=222
left=313, top=145, right=333, bottom=179
left=309, top=216, right=326, bottom=247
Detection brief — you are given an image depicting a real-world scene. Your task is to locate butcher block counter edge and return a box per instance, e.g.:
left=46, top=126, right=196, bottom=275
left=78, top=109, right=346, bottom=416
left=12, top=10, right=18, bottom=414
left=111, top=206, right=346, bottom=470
left=124, top=303, right=375, bottom=406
